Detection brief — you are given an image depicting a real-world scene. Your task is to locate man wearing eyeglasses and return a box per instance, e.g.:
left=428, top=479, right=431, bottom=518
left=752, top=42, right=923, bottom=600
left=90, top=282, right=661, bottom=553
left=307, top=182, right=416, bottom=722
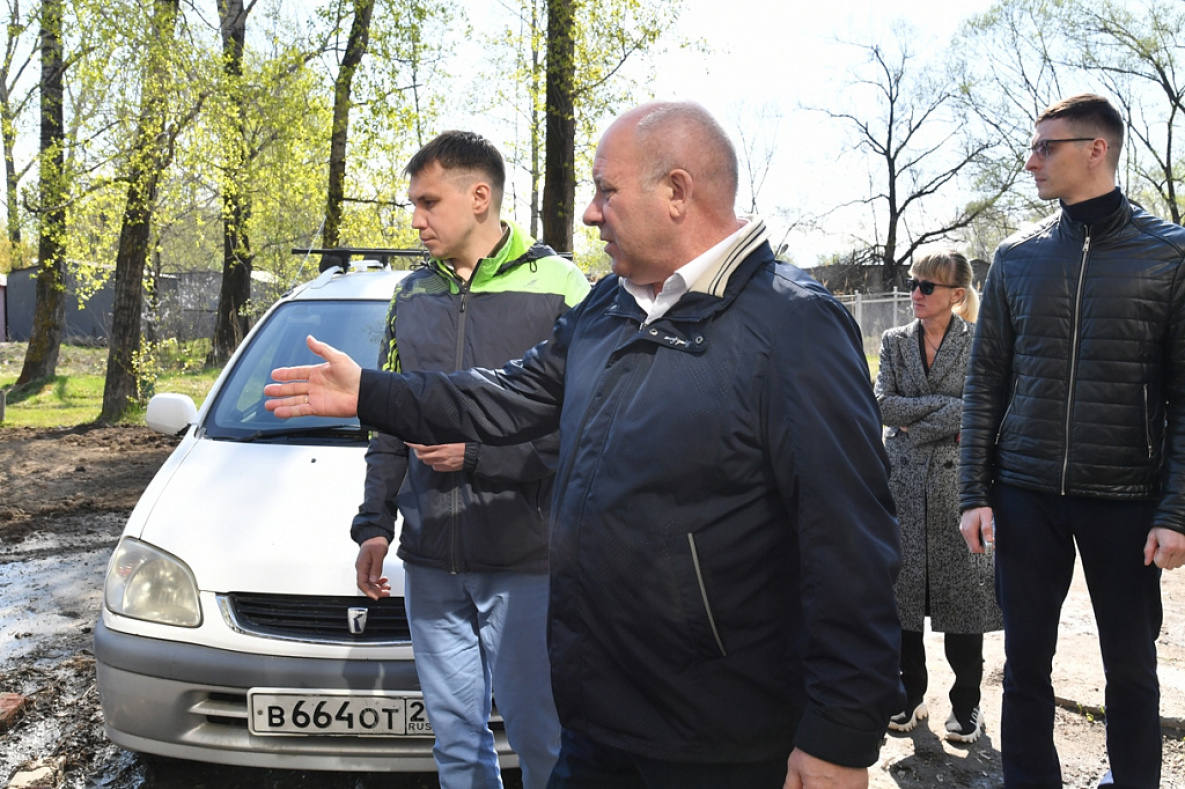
left=958, top=93, right=1185, bottom=789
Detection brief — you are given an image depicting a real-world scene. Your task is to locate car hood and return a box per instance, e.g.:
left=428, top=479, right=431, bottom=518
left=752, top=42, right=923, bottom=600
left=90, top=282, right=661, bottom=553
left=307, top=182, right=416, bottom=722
left=130, top=437, right=401, bottom=597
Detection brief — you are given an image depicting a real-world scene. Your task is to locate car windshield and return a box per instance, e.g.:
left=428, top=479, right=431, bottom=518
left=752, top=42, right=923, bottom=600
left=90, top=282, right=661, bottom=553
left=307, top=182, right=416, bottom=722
left=204, top=299, right=388, bottom=441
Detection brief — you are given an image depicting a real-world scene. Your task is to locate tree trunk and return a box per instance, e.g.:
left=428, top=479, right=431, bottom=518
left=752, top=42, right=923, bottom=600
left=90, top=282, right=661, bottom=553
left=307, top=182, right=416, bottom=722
left=207, top=0, right=253, bottom=367
left=881, top=233, right=900, bottom=290
left=323, top=0, right=374, bottom=249
left=1, top=2, right=30, bottom=259
left=100, top=159, right=161, bottom=422
left=528, top=0, right=543, bottom=239
left=15, top=0, right=66, bottom=388
left=542, top=0, right=576, bottom=254
left=99, top=0, right=180, bottom=423
left=2, top=83, right=21, bottom=249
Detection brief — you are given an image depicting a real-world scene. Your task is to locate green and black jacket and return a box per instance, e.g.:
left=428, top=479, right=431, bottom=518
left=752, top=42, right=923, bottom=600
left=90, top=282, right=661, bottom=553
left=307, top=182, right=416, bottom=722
left=350, top=219, right=589, bottom=573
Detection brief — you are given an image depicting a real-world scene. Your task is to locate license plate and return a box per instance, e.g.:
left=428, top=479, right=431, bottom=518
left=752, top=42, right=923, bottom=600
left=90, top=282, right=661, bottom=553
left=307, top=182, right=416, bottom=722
left=248, top=689, right=434, bottom=737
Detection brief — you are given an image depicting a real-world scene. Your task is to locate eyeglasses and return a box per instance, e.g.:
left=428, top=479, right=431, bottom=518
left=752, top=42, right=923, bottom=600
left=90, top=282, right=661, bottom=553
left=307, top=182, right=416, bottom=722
left=1028, top=138, right=1095, bottom=160
left=907, top=278, right=958, bottom=296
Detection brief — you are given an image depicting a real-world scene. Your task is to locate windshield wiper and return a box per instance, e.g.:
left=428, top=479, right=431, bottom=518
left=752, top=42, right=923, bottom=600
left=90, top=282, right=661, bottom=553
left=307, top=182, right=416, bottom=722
left=231, top=424, right=369, bottom=443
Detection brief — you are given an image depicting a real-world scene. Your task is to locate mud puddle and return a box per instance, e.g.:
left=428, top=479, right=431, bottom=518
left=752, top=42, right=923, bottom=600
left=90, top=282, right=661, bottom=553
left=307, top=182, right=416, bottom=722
left=0, top=521, right=468, bottom=788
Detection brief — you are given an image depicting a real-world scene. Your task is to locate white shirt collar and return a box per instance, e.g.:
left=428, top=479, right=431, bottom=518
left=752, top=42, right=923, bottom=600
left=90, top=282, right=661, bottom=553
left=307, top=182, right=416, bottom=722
left=621, top=220, right=753, bottom=325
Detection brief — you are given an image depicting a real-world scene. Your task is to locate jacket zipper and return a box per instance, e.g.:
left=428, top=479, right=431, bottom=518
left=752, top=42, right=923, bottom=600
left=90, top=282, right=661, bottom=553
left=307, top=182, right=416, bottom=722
left=1144, top=383, right=1154, bottom=458
left=687, top=534, right=728, bottom=657
left=449, top=265, right=478, bottom=573
left=1061, top=232, right=1091, bottom=495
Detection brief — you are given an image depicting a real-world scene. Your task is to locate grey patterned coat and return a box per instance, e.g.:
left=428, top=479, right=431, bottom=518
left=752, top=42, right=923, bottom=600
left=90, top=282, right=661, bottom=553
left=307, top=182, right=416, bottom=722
left=875, top=316, right=1003, bottom=634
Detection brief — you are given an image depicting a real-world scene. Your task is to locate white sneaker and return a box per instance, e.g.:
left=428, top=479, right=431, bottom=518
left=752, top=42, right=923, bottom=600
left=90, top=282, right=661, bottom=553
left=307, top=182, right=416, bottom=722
left=1097, top=769, right=1114, bottom=786
left=944, top=706, right=983, bottom=743
left=887, top=700, right=928, bottom=732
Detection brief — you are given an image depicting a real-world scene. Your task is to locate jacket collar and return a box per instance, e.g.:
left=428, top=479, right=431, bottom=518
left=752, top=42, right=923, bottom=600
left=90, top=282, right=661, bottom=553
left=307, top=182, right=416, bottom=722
left=906, top=315, right=969, bottom=389
left=428, top=218, right=546, bottom=287
left=1057, top=192, right=1133, bottom=240
left=607, top=220, right=773, bottom=323
left=688, top=218, right=770, bottom=297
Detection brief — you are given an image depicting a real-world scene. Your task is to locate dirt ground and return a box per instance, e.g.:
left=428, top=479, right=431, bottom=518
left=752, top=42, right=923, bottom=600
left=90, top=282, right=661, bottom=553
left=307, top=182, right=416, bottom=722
left=2, top=425, right=1185, bottom=788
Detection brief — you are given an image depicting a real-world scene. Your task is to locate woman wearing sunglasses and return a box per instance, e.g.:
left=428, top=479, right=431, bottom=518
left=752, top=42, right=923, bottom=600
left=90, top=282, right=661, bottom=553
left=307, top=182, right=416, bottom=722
left=874, top=250, right=1003, bottom=744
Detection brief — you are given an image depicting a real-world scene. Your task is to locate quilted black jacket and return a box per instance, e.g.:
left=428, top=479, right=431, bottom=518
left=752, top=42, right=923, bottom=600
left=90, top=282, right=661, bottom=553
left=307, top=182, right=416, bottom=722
left=959, top=195, right=1185, bottom=534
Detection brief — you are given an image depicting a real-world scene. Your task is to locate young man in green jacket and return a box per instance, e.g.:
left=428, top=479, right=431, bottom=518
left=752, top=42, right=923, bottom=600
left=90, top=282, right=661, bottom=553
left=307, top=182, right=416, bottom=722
left=350, top=131, right=589, bottom=789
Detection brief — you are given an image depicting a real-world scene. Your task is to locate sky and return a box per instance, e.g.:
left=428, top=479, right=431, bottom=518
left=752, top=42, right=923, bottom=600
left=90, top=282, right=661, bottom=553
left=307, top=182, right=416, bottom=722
left=451, top=0, right=1001, bottom=266
left=645, top=0, right=998, bottom=263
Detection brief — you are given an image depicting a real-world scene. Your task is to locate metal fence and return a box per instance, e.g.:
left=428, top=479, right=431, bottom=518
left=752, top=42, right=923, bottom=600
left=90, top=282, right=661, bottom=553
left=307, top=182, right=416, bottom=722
left=835, top=290, right=915, bottom=357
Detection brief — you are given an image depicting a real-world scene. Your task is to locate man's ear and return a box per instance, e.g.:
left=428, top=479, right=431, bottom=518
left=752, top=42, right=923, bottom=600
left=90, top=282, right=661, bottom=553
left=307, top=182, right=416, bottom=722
left=1086, top=137, right=1111, bottom=170
left=667, top=169, right=692, bottom=218
left=471, top=181, right=492, bottom=215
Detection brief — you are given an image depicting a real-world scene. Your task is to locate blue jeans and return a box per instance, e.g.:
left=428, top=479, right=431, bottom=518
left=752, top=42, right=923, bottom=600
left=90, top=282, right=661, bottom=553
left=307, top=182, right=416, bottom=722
left=992, top=484, right=1163, bottom=789
left=545, top=728, right=788, bottom=789
left=405, top=564, right=560, bottom=789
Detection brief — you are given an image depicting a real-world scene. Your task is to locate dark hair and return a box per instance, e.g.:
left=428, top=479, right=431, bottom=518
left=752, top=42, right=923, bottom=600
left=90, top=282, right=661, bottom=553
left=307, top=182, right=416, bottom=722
left=1038, top=94, right=1125, bottom=163
left=404, top=131, right=506, bottom=206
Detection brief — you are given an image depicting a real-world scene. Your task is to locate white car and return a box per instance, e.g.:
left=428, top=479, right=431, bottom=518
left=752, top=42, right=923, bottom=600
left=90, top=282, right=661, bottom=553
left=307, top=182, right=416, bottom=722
left=94, top=261, right=512, bottom=771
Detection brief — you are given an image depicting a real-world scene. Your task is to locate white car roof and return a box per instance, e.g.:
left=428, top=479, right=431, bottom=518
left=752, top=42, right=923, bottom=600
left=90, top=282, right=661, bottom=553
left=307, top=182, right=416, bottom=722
left=287, top=266, right=414, bottom=303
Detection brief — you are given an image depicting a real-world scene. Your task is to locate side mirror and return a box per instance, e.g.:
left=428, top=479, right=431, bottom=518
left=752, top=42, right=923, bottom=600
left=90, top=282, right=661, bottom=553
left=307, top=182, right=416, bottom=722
left=146, top=393, right=198, bottom=437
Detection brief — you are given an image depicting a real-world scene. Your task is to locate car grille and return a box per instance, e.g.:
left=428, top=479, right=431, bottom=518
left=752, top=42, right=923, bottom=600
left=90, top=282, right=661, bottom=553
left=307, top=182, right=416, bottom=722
left=225, top=593, right=412, bottom=644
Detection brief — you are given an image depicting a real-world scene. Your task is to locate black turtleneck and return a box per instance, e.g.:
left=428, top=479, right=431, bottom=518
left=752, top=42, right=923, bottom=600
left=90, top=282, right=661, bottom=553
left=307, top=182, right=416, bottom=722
left=1061, top=187, right=1123, bottom=225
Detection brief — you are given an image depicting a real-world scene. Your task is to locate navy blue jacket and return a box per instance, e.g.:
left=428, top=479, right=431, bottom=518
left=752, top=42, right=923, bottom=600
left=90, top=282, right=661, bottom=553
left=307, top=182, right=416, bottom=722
left=356, top=224, right=902, bottom=767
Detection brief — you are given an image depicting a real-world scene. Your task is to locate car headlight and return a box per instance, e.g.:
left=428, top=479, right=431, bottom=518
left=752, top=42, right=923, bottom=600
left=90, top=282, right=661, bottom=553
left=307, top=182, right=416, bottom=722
left=105, top=538, right=202, bottom=627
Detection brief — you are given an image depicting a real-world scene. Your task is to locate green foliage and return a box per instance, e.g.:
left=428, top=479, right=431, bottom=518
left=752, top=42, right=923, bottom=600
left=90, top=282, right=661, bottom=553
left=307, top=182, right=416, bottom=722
left=0, top=342, right=217, bottom=427
left=134, top=336, right=213, bottom=402
left=0, top=237, right=33, bottom=274
left=572, top=223, right=610, bottom=277
left=12, top=0, right=688, bottom=365
left=328, top=0, right=454, bottom=249
left=480, top=0, right=689, bottom=231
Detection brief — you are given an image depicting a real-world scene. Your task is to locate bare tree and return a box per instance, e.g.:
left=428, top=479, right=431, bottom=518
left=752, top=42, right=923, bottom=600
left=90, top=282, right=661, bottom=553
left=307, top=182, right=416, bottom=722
left=954, top=0, right=1185, bottom=225
left=953, top=0, right=1071, bottom=221
left=1070, top=0, right=1185, bottom=223
left=732, top=102, right=781, bottom=216
left=817, top=37, right=1019, bottom=288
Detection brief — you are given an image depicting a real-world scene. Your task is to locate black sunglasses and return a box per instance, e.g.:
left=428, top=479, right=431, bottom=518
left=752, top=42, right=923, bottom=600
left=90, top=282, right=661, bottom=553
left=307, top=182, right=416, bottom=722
left=907, top=278, right=958, bottom=296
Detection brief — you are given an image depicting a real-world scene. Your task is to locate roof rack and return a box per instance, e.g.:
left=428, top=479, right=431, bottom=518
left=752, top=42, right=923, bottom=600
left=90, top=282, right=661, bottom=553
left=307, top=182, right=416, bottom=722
left=292, top=247, right=427, bottom=273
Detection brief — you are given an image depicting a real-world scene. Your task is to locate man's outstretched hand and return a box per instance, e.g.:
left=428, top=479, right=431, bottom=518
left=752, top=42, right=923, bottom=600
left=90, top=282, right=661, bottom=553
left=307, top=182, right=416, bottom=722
left=264, top=335, right=363, bottom=419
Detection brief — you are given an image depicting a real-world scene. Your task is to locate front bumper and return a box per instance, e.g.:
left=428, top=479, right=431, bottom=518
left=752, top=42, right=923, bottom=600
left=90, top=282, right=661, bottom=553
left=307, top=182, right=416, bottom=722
left=94, top=619, right=512, bottom=771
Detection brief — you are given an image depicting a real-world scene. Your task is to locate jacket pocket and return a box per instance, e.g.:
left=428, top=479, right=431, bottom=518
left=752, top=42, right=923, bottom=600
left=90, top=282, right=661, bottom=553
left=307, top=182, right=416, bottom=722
left=995, top=378, right=1019, bottom=446
left=687, top=533, right=728, bottom=658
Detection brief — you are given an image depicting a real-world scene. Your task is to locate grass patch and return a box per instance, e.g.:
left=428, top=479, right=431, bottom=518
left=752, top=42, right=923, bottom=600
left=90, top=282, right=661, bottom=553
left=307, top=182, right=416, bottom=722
left=867, top=354, right=880, bottom=381
left=1, top=341, right=220, bottom=428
